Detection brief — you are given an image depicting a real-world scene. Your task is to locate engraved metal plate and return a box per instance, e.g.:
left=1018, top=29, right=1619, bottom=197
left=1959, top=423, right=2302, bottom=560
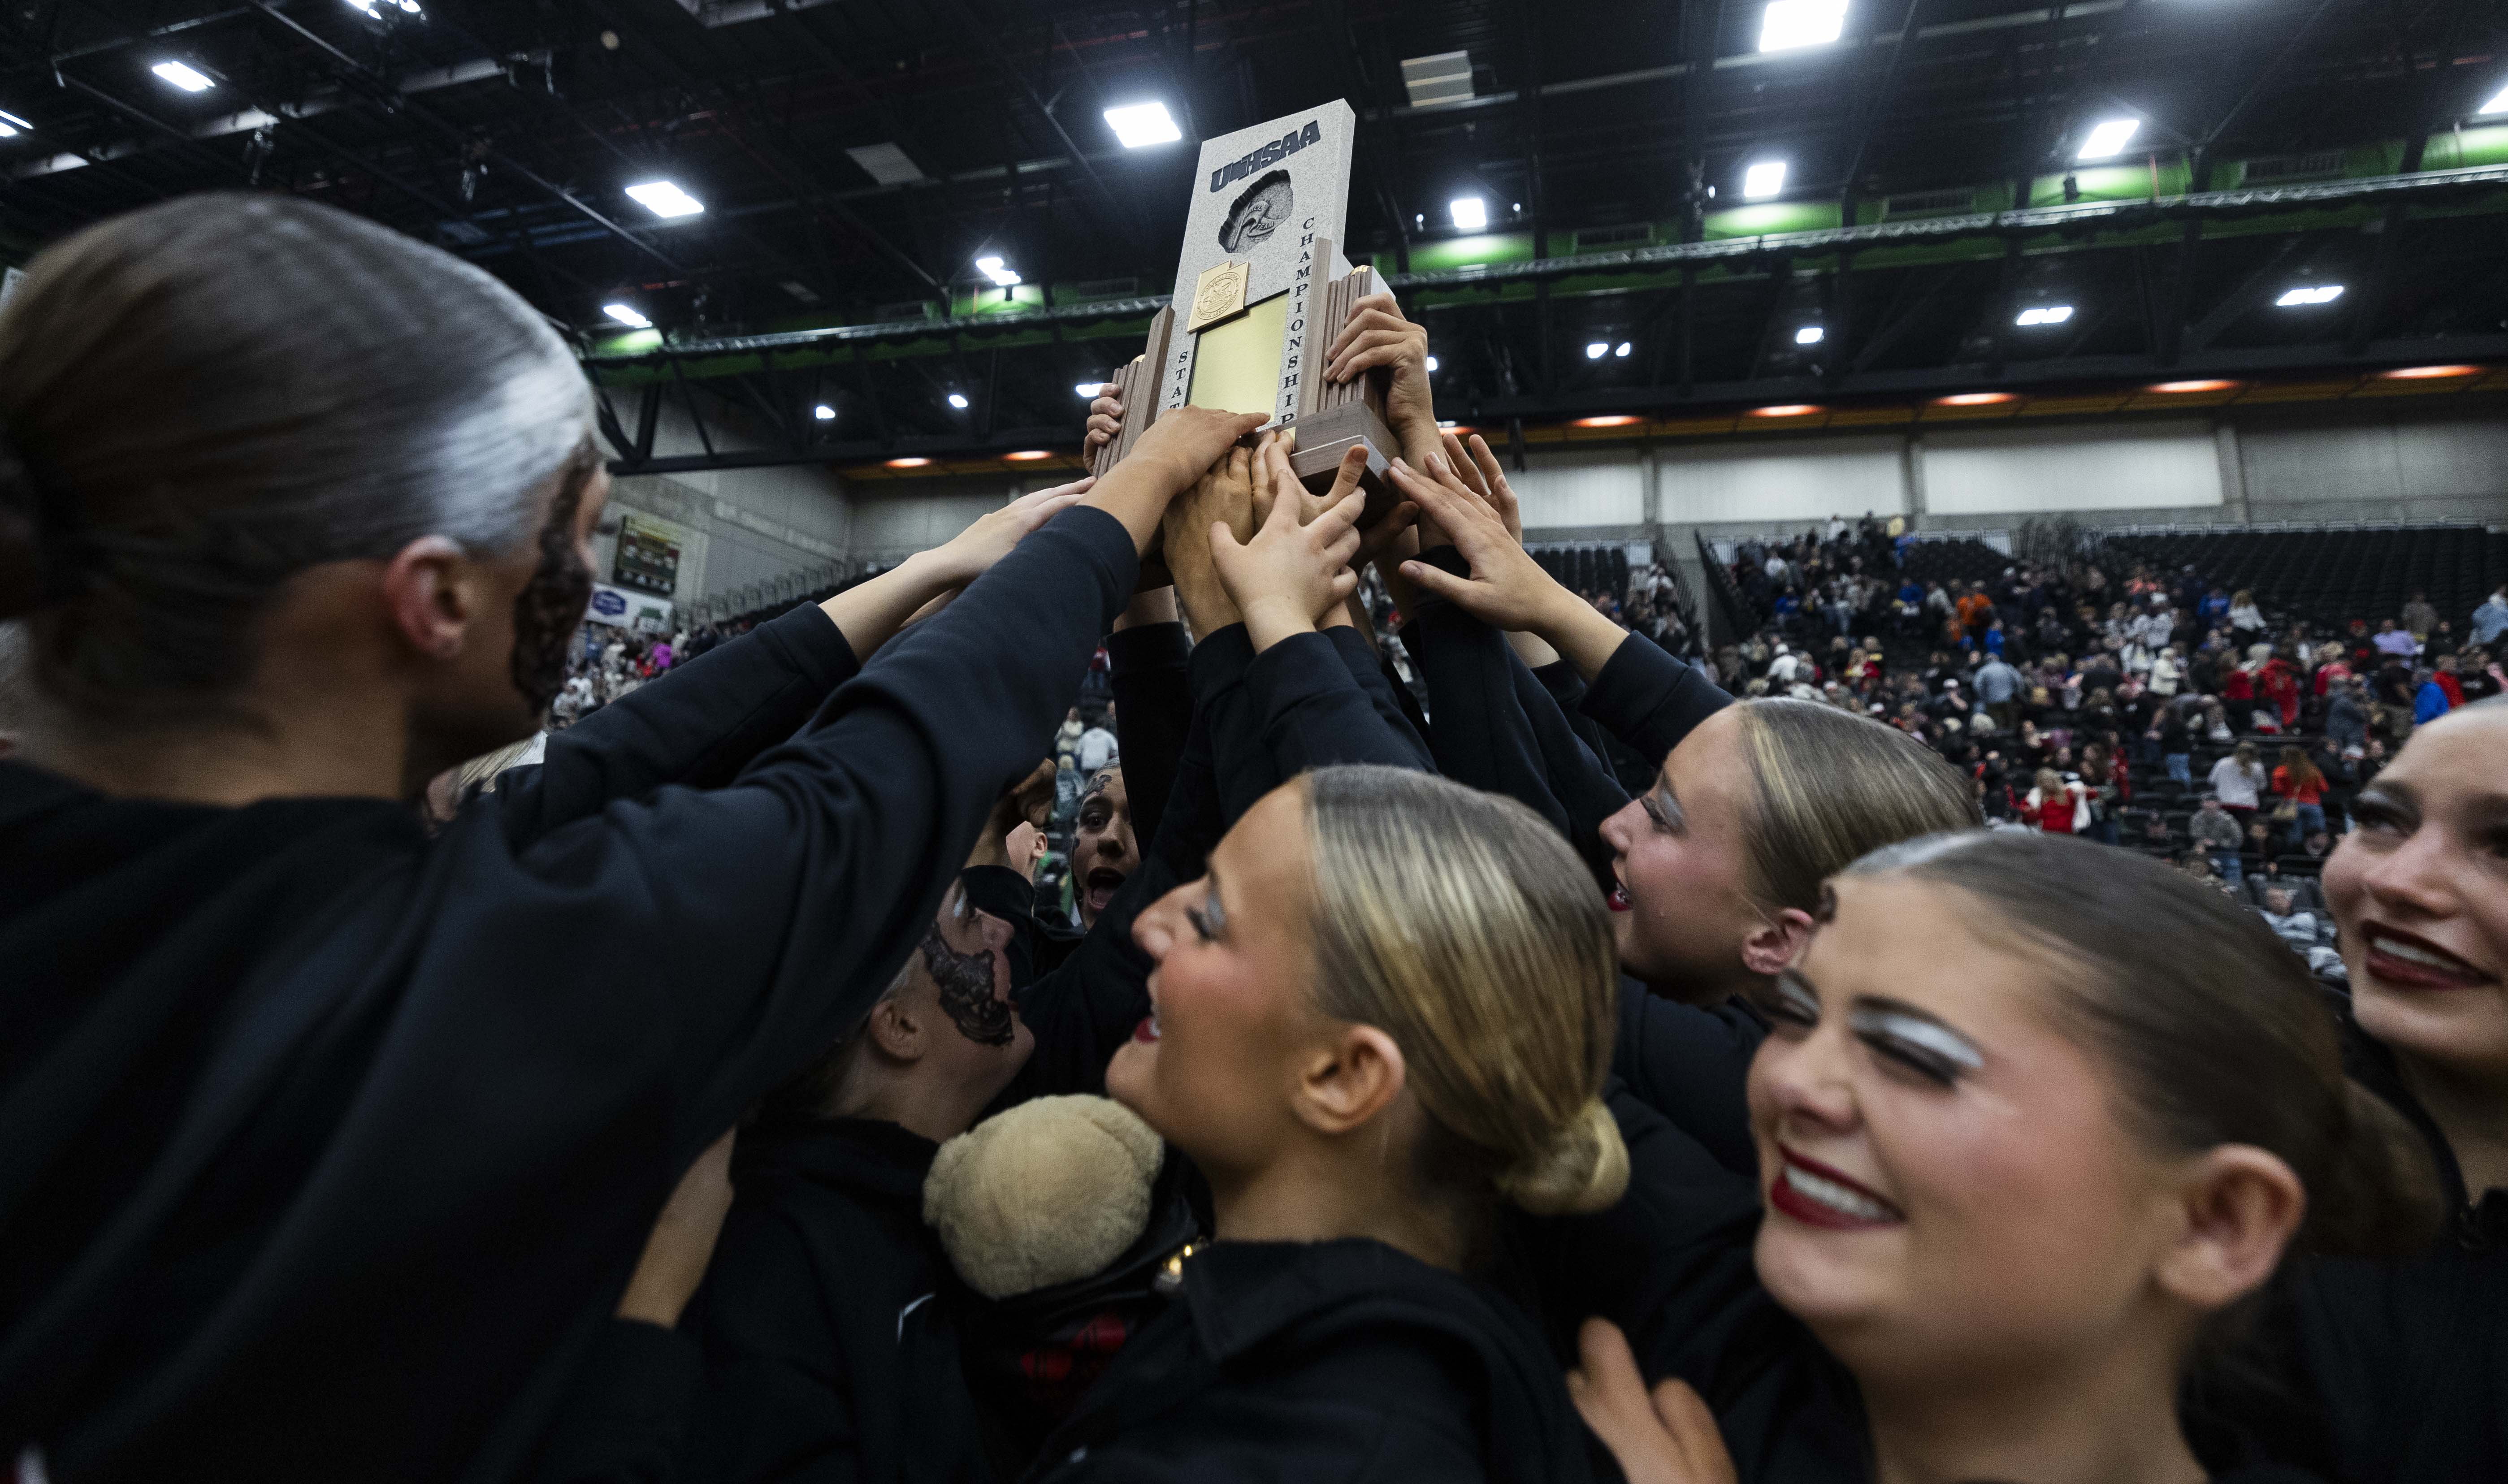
left=1186, top=259, right=1250, bottom=333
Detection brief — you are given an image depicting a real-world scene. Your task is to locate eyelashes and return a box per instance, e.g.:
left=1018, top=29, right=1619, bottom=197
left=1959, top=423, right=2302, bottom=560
left=1848, top=1007, right=1984, bottom=1085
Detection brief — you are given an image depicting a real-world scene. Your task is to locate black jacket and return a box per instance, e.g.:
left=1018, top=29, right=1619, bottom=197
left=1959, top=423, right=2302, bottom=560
left=0, top=506, right=1138, bottom=1483
left=1022, top=1239, right=1593, bottom=1484
left=675, top=1119, right=988, bottom=1484
left=2252, top=1017, right=2508, bottom=1484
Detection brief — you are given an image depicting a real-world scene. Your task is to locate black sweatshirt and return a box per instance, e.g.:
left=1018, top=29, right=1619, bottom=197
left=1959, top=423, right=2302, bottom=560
left=2244, top=1016, right=2508, bottom=1484
left=0, top=506, right=1137, bottom=1484
left=1022, top=1240, right=1595, bottom=1484
left=673, top=1119, right=989, bottom=1484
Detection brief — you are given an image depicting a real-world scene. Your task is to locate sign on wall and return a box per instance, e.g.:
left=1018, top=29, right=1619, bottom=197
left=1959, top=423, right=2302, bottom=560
left=613, top=511, right=684, bottom=596
left=586, top=582, right=673, bottom=634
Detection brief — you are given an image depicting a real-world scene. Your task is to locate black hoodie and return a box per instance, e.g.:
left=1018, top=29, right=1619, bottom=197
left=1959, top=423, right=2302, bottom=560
left=0, top=507, right=1137, bottom=1484
left=1022, top=1239, right=1594, bottom=1484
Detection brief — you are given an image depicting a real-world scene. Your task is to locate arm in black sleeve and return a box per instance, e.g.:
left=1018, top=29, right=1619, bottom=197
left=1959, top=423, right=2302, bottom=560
left=1239, top=632, right=1440, bottom=783
left=443, top=506, right=1138, bottom=1162
left=961, top=865, right=1039, bottom=992
left=1535, top=660, right=1659, bottom=795
left=494, top=605, right=864, bottom=846
left=524, top=1320, right=700, bottom=1484
left=1186, top=625, right=1278, bottom=823
left=1325, top=626, right=1434, bottom=772
left=1398, top=548, right=1572, bottom=839
left=1578, top=629, right=1734, bottom=772
left=1503, top=647, right=1629, bottom=886
left=1612, top=982, right=1768, bottom=1177
left=1107, top=619, right=1193, bottom=853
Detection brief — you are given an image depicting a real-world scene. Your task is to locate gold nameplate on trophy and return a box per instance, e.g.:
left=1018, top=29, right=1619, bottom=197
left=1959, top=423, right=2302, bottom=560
left=1186, top=260, right=1251, bottom=333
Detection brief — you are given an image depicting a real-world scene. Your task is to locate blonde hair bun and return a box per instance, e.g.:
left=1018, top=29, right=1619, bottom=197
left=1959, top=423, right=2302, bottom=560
left=1494, top=1098, right=1629, bottom=1216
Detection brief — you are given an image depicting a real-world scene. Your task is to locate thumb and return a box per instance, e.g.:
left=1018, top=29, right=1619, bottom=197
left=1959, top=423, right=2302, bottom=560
left=1210, top=519, right=1244, bottom=557
left=1399, top=558, right=1473, bottom=606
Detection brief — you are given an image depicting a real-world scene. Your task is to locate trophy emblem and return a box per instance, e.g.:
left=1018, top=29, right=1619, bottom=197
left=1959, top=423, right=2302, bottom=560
left=1187, top=260, right=1251, bottom=334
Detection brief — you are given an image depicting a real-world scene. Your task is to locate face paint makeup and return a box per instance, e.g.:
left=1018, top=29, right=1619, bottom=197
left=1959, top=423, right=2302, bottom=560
left=921, top=926, right=1014, bottom=1047
left=509, top=446, right=599, bottom=719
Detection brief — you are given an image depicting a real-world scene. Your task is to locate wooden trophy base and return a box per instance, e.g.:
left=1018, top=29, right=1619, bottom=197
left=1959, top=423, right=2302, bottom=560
left=1285, top=401, right=1402, bottom=527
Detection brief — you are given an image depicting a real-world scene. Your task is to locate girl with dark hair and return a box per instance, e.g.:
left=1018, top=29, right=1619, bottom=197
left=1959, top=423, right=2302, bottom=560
left=0, top=194, right=1265, bottom=1480
left=2272, top=744, right=2327, bottom=848
left=1569, top=831, right=2441, bottom=1484
left=2283, top=696, right=2508, bottom=1484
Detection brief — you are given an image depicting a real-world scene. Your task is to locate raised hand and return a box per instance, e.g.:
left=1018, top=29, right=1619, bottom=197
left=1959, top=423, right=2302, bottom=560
left=1392, top=456, right=1633, bottom=680
left=1323, top=290, right=1437, bottom=459
left=1566, top=1319, right=1737, bottom=1484
left=925, top=478, right=1096, bottom=586
left=1083, top=383, right=1123, bottom=462
left=1442, top=431, right=1524, bottom=544
left=1211, top=439, right=1366, bottom=653
left=1162, top=440, right=1260, bottom=636
left=1089, top=407, right=1270, bottom=555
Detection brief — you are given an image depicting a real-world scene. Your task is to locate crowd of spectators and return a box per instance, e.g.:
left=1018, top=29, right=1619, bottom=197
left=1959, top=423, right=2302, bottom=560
left=1719, top=524, right=2506, bottom=974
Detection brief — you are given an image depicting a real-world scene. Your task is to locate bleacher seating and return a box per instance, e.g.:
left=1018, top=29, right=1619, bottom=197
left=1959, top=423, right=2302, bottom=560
left=2092, top=524, right=2503, bottom=636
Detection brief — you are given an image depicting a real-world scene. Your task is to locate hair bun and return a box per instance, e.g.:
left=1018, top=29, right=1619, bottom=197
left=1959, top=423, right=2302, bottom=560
left=1495, top=1099, right=1630, bottom=1217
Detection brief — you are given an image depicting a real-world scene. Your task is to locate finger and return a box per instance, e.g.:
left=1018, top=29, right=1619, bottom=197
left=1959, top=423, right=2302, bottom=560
left=1090, top=396, right=1122, bottom=419
left=1322, top=527, right=1363, bottom=571
left=1465, top=434, right=1515, bottom=513
left=1314, top=487, right=1369, bottom=543
left=1650, top=1379, right=1737, bottom=1484
left=1324, top=301, right=1402, bottom=359
left=1398, top=559, right=1474, bottom=606
left=1328, top=335, right=1423, bottom=382
left=1325, top=322, right=1414, bottom=373
left=1328, top=567, right=1358, bottom=603
left=1439, top=432, right=1490, bottom=502
left=1209, top=519, right=1244, bottom=556
left=1324, top=444, right=1370, bottom=504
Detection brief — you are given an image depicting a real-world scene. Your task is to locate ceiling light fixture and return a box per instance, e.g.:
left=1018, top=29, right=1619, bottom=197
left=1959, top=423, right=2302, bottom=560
left=151, top=61, right=215, bottom=93
left=947, top=393, right=970, bottom=411
left=602, top=303, right=652, bottom=329
left=1426, top=355, right=1440, bottom=372
left=1572, top=415, right=1642, bottom=428
left=2014, top=304, right=2076, bottom=327
left=2148, top=380, right=2237, bottom=393
left=1742, top=160, right=1788, bottom=199
left=1794, top=326, right=1825, bottom=345
left=2479, top=83, right=2508, bottom=117
left=0, top=109, right=29, bottom=138
left=624, top=180, right=705, bottom=218
left=1759, top=0, right=1849, bottom=52
left=2076, top=118, right=2141, bottom=160
left=1751, top=403, right=1823, bottom=417
left=2275, top=285, right=2344, bottom=307
left=974, top=255, right=1021, bottom=287
left=886, top=457, right=934, bottom=468
left=1449, top=196, right=1489, bottom=230
left=813, top=404, right=837, bottom=420
left=1005, top=450, right=1053, bottom=461
left=1103, top=101, right=1183, bottom=148
left=1615, top=342, right=1633, bottom=358
left=1585, top=342, right=1610, bottom=360
left=1934, top=392, right=2016, bottom=405
left=1074, top=382, right=1105, bottom=398
left=2379, top=364, right=2483, bottom=380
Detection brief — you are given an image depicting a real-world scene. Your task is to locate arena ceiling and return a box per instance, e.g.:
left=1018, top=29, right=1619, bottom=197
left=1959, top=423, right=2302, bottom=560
left=3, top=0, right=2505, bottom=474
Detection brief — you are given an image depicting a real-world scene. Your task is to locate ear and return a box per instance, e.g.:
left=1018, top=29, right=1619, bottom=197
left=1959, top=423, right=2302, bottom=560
left=2153, top=1144, right=2306, bottom=1312
left=1741, top=907, right=1816, bottom=978
left=380, top=535, right=484, bottom=662
left=865, top=996, right=928, bottom=1067
left=1289, top=1024, right=1407, bottom=1138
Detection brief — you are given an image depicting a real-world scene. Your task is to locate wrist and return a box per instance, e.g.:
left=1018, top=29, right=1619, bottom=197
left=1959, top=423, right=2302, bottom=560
left=1239, top=596, right=1317, bottom=653
left=900, top=545, right=969, bottom=596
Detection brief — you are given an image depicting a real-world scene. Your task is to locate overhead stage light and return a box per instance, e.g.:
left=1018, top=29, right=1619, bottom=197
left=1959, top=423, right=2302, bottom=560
left=2276, top=285, right=2345, bottom=307
left=152, top=61, right=215, bottom=93
left=947, top=393, right=970, bottom=411
left=1742, top=160, right=1788, bottom=199
left=625, top=181, right=705, bottom=218
left=602, top=303, right=652, bottom=329
left=1759, top=0, right=1848, bottom=52
left=814, top=404, right=837, bottom=421
left=2014, top=304, right=2075, bottom=327
left=1585, top=342, right=1610, bottom=360
left=2076, top=119, right=2141, bottom=160
left=1450, top=196, right=1488, bottom=230
left=1794, top=326, right=1825, bottom=346
left=975, top=255, right=1021, bottom=287
left=1104, top=101, right=1183, bottom=148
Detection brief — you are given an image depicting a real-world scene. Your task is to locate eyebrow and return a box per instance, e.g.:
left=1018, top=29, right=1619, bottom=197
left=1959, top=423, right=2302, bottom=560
left=1848, top=996, right=1987, bottom=1069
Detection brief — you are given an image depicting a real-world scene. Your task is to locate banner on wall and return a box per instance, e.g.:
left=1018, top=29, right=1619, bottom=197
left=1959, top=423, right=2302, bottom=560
left=586, top=583, right=673, bottom=634
left=613, top=511, right=683, bottom=596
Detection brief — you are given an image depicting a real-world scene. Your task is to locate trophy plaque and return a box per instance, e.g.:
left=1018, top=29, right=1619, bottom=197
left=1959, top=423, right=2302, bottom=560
left=1088, top=99, right=1403, bottom=518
